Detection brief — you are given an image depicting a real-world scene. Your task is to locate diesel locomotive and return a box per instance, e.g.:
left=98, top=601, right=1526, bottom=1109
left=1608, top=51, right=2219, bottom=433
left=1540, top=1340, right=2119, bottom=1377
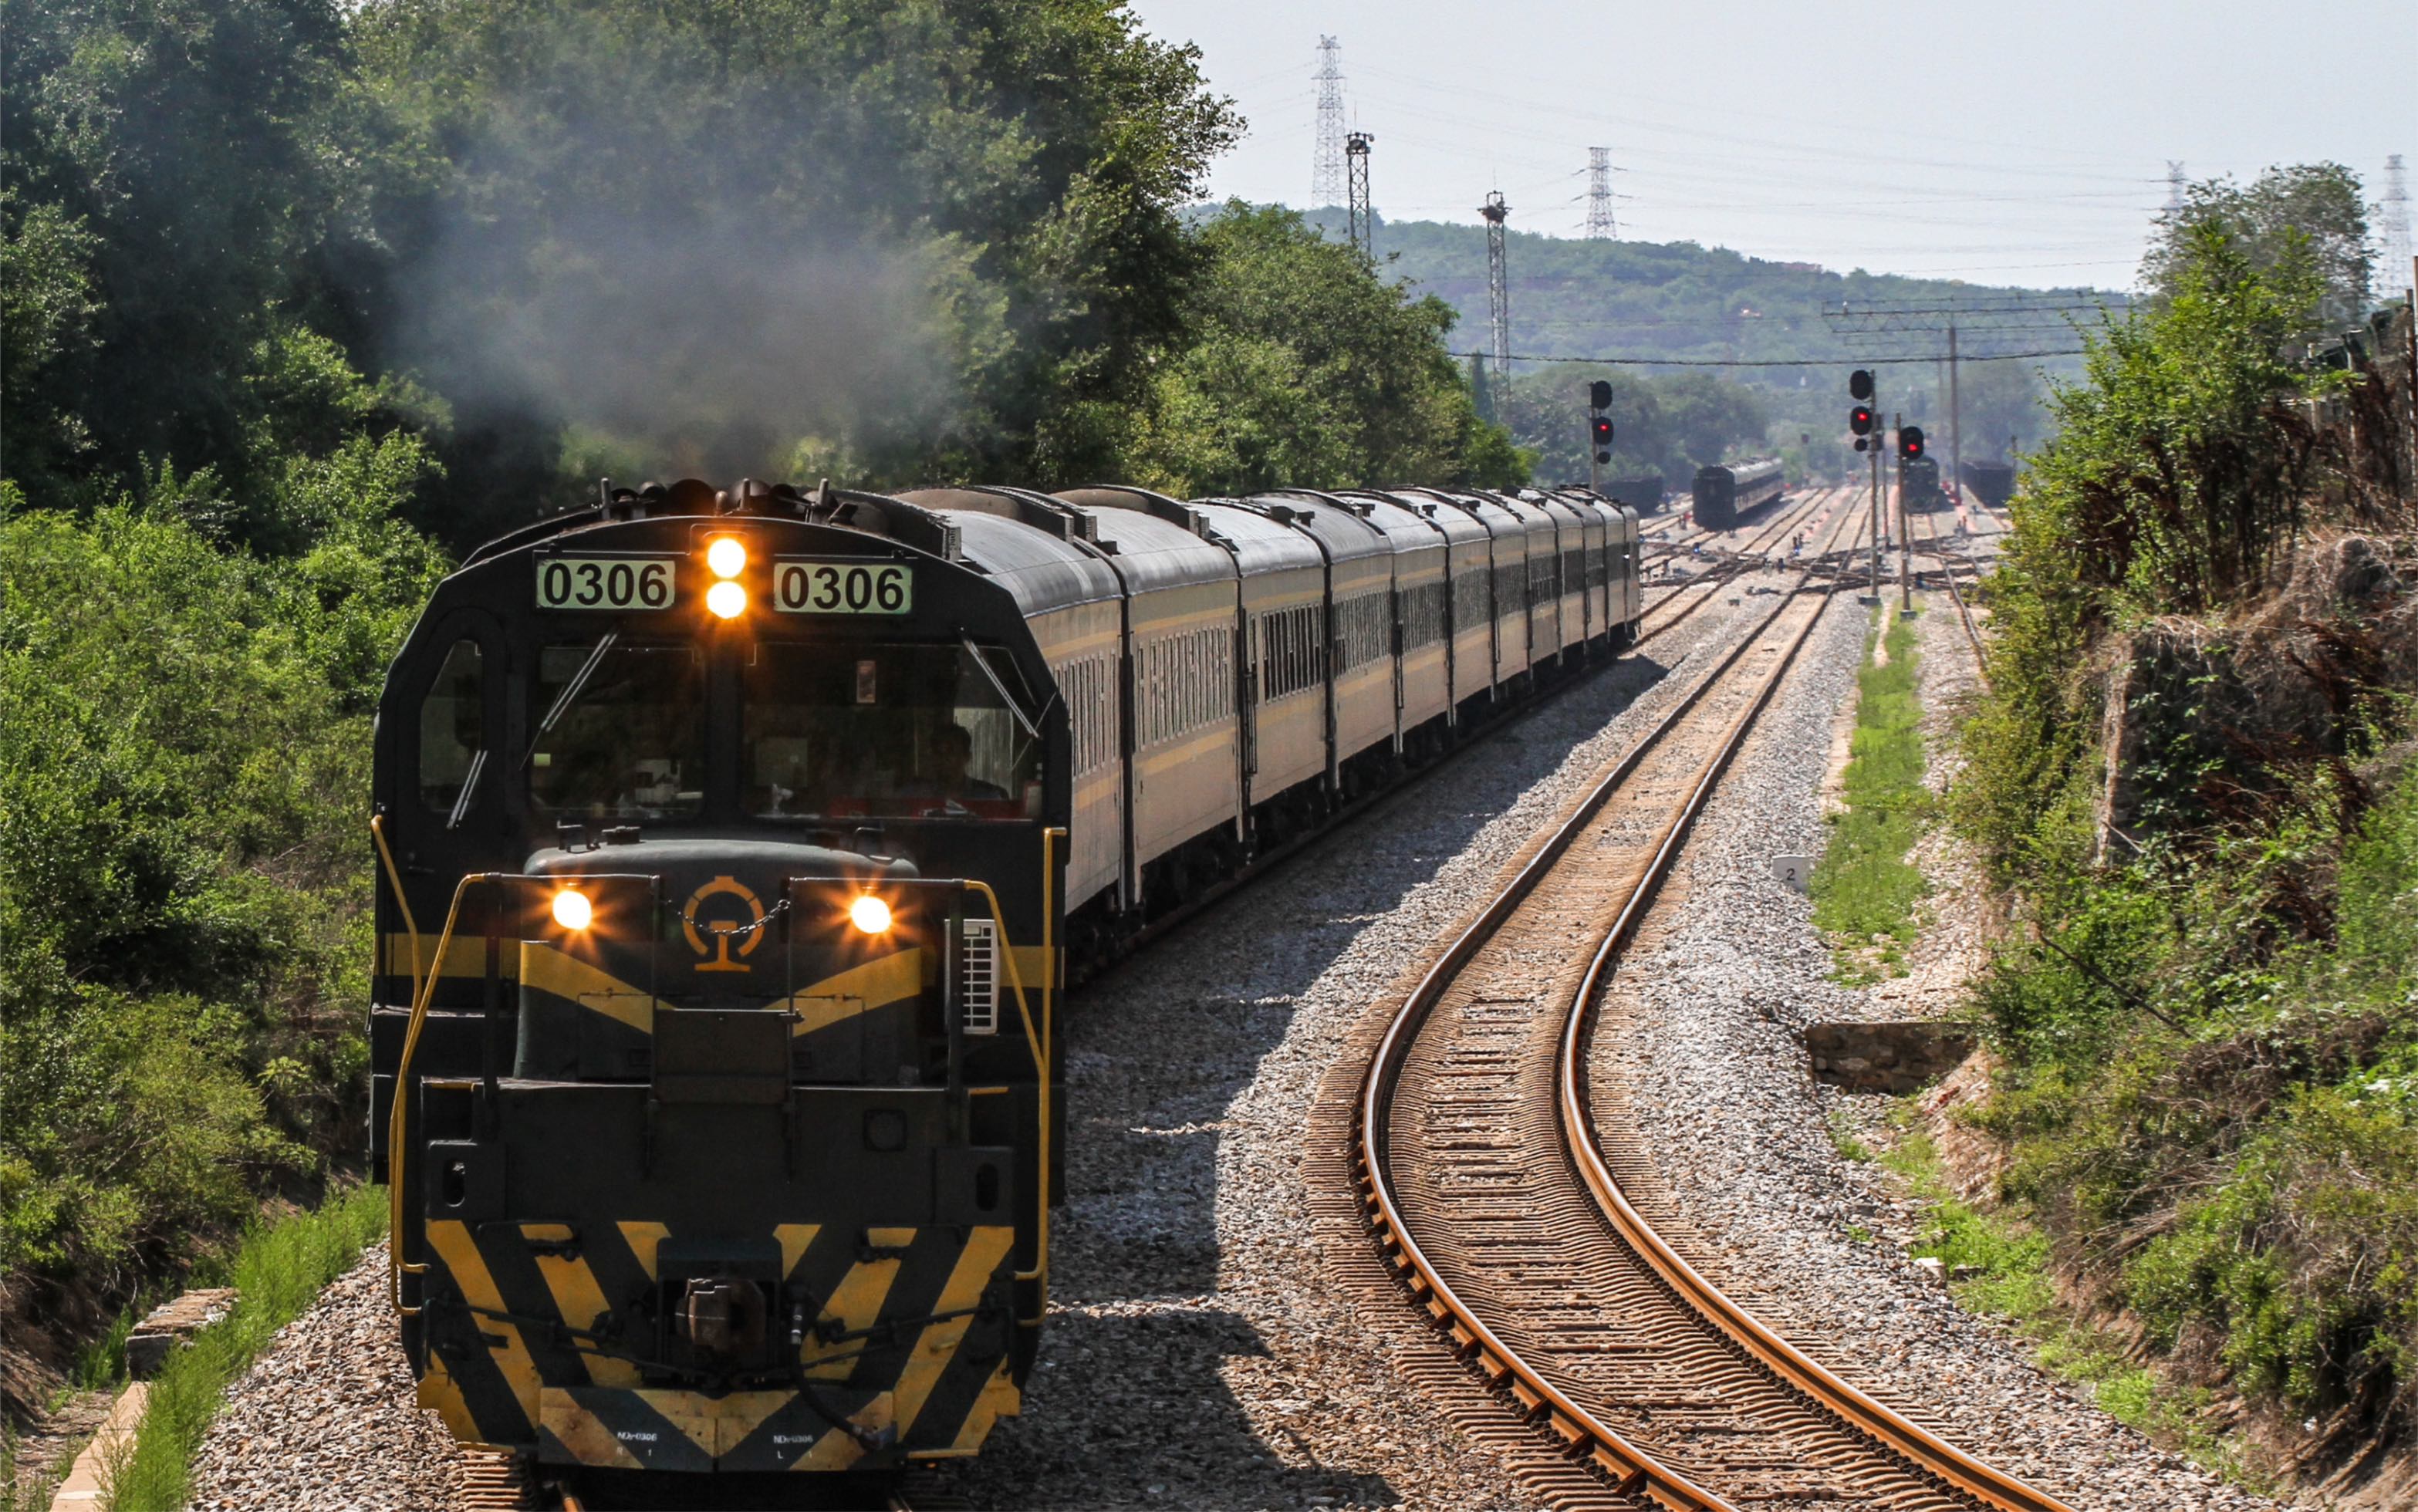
left=368, top=477, right=1643, bottom=1483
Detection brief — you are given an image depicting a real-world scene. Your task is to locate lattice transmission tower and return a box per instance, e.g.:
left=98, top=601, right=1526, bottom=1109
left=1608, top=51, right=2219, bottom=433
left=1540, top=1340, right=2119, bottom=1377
left=1481, top=191, right=1511, bottom=381
left=1312, top=38, right=1346, bottom=210
left=1585, top=148, right=1617, bottom=239
left=2381, top=154, right=2413, bottom=298
left=1346, top=132, right=1375, bottom=257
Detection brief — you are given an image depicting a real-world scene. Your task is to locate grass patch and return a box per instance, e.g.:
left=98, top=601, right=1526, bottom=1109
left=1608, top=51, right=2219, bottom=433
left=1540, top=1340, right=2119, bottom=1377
left=103, top=1186, right=386, bottom=1511
left=1825, top=1109, right=1873, bottom=1163
left=1810, top=607, right=1934, bottom=982
left=1880, top=1126, right=2266, bottom=1486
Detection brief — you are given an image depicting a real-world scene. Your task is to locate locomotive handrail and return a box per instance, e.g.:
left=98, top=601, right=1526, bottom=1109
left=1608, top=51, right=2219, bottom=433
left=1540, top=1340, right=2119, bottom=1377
left=369, top=814, right=424, bottom=1015
left=389, top=872, right=488, bottom=1314
left=961, top=874, right=1049, bottom=1324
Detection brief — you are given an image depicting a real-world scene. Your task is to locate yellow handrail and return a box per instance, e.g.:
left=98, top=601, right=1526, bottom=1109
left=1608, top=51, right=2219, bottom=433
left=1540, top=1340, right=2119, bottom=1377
left=368, top=815, right=424, bottom=1014
left=387, top=874, right=487, bottom=1315
left=961, top=823, right=1062, bottom=1323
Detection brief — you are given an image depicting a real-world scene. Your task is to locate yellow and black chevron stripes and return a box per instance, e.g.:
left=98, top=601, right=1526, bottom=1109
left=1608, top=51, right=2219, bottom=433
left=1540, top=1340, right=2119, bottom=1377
left=418, top=1216, right=1020, bottom=1470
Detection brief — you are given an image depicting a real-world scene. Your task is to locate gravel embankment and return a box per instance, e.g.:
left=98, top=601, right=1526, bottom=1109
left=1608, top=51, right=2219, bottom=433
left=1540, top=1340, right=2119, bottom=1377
left=1590, top=583, right=2283, bottom=1512
left=189, top=1243, right=463, bottom=1510
left=941, top=590, right=1762, bottom=1510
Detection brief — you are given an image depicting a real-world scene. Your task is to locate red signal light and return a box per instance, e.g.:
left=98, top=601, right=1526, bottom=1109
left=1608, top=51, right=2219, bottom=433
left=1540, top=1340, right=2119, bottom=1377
left=1849, top=406, right=1874, bottom=437
left=1900, top=425, right=1926, bottom=461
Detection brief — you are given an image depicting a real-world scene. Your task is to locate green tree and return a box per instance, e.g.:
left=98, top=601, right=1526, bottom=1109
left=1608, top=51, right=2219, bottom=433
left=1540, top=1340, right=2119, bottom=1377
left=0, top=0, right=407, bottom=520
left=1498, top=367, right=1768, bottom=488
left=353, top=0, right=1238, bottom=534
left=2142, top=164, right=2372, bottom=336
left=1124, top=204, right=1524, bottom=495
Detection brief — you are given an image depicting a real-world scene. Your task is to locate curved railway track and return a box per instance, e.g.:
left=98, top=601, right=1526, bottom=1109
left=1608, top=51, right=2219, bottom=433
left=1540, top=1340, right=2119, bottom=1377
left=1342, top=494, right=2072, bottom=1510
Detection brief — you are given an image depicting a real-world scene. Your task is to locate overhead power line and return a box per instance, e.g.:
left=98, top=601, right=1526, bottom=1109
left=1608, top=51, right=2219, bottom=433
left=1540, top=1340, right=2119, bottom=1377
left=1453, top=348, right=2088, bottom=369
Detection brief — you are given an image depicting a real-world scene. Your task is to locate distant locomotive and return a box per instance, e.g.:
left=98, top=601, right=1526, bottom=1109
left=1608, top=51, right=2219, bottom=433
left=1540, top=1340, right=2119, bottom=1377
left=1690, top=457, right=1786, bottom=530
left=1900, top=456, right=1945, bottom=511
left=369, top=478, right=1643, bottom=1484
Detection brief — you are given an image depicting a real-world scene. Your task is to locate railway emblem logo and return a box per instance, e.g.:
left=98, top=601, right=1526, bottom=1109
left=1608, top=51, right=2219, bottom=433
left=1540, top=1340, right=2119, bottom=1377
left=681, top=876, right=766, bottom=973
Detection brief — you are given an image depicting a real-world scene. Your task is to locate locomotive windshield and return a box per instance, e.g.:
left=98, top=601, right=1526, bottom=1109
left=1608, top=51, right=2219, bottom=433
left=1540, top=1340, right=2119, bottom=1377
left=745, top=641, right=1041, bottom=821
left=529, top=639, right=706, bottom=820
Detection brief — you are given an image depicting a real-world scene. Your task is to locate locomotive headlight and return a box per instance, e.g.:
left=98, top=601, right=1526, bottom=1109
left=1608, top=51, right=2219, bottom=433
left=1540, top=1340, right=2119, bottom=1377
left=705, top=536, right=748, bottom=579
left=848, top=894, right=893, bottom=936
left=705, top=579, right=748, bottom=619
left=551, top=886, right=594, bottom=931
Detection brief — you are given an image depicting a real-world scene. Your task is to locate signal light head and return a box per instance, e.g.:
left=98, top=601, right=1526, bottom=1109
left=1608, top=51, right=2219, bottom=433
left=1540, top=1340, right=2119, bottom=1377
left=849, top=894, right=893, bottom=936
left=1589, top=416, right=1615, bottom=444
left=1900, top=425, right=1926, bottom=460
left=1849, top=368, right=1874, bottom=400
left=705, top=580, right=748, bottom=619
left=551, top=887, right=593, bottom=931
left=1587, top=379, right=1613, bottom=410
left=1849, top=405, right=1874, bottom=437
left=705, top=536, right=748, bottom=579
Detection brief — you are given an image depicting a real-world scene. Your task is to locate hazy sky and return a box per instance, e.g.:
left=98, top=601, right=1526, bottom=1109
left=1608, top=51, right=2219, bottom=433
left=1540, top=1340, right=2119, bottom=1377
left=1124, top=0, right=2418, bottom=292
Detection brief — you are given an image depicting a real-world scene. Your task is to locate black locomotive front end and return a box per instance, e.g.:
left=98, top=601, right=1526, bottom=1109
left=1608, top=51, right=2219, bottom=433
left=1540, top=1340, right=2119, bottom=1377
left=369, top=483, right=1064, bottom=1476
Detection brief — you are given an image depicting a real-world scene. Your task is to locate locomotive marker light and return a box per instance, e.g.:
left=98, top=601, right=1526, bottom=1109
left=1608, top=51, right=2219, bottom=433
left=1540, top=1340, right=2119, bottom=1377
left=550, top=886, right=594, bottom=932
left=705, top=579, right=748, bottom=619
left=849, top=893, right=894, bottom=936
left=705, top=535, right=749, bottom=579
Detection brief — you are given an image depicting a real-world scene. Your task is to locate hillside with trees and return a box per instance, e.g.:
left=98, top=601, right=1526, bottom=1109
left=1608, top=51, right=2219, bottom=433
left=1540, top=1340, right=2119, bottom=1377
left=1355, top=216, right=2095, bottom=483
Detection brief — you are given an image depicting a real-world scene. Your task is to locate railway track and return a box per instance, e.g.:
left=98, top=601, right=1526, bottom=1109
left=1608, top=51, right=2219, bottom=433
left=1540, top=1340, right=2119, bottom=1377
left=1337, top=494, right=2071, bottom=1510
left=1633, top=487, right=1844, bottom=646
left=1904, top=494, right=1994, bottom=690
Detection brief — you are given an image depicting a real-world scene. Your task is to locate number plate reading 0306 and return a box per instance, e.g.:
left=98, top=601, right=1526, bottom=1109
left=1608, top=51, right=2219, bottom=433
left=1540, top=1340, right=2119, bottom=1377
left=775, top=559, right=913, bottom=616
left=535, top=556, right=676, bottom=610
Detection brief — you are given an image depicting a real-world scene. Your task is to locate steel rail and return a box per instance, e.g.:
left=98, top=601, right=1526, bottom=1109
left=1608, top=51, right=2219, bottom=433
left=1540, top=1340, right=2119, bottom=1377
left=1355, top=494, right=2072, bottom=1509
left=1349, top=498, right=1863, bottom=1507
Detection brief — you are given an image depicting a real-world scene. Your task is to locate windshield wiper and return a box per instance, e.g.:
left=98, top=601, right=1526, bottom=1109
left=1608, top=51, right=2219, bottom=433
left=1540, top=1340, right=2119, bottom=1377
left=961, top=636, right=1042, bottom=741
left=524, top=633, right=618, bottom=767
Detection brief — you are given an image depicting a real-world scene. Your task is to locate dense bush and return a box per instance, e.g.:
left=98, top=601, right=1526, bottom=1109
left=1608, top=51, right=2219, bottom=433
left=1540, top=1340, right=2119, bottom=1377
left=1954, top=198, right=2417, bottom=1444
left=0, top=454, right=442, bottom=1291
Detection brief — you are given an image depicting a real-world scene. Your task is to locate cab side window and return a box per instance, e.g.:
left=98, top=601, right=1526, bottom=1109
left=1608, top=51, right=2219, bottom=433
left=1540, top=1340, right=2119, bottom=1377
left=419, top=640, right=487, bottom=825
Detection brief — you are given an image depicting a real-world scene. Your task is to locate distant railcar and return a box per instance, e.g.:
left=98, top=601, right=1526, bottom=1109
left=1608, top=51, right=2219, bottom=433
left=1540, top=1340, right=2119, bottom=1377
left=369, top=475, right=1646, bottom=1490
left=1602, top=474, right=1666, bottom=514
left=1690, top=457, right=1785, bottom=531
left=1960, top=460, right=2015, bottom=508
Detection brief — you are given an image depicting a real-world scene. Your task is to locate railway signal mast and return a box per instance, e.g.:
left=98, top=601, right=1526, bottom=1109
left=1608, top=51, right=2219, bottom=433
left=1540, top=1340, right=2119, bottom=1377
left=1586, top=379, right=1615, bottom=493
left=1849, top=369, right=1880, bottom=600
left=1896, top=423, right=1925, bottom=611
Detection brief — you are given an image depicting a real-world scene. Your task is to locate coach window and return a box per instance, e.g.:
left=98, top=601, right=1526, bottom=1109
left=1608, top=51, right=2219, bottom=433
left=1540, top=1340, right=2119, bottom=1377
left=419, top=640, right=486, bottom=825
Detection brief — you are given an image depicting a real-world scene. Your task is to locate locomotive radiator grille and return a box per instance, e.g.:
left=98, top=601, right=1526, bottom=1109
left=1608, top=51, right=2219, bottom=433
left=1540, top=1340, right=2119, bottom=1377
left=958, top=917, right=999, bottom=1035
